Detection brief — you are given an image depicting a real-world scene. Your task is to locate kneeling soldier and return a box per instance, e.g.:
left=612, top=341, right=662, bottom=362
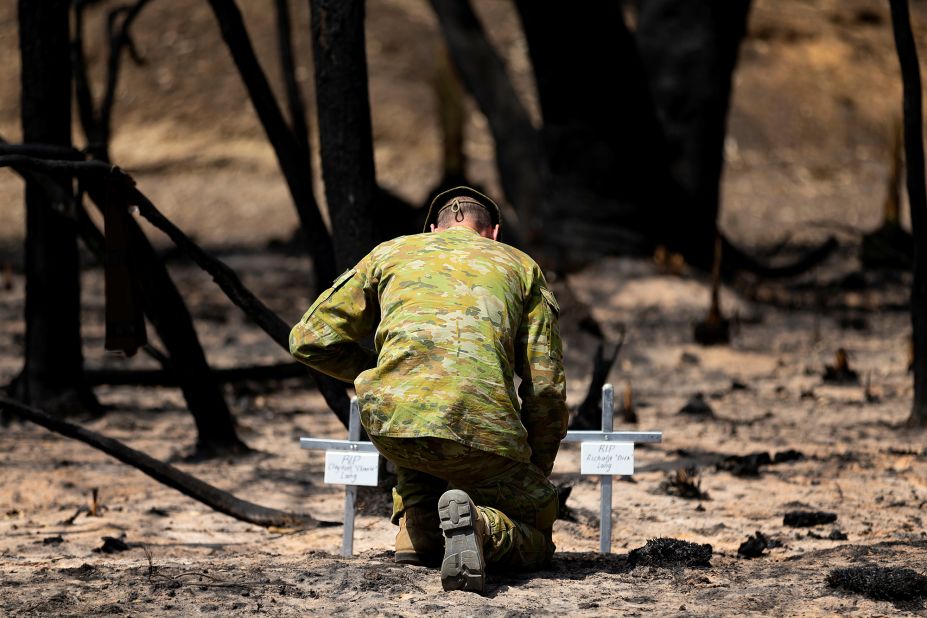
left=290, top=187, right=568, bottom=593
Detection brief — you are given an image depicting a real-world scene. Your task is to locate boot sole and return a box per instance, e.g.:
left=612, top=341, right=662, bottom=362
left=438, top=489, right=485, bottom=593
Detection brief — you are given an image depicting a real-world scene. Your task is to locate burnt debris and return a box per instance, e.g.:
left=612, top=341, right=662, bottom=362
left=827, top=566, right=927, bottom=606
left=783, top=511, right=838, bottom=527
left=628, top=538, right=713, bottom=568
left=678, top=393, right=715, bottom=418
left=822, top=348, right=859, bottom=385
left=657, top=467, right=710, bottom=500
left=717, top=451, right=772, bottom=477
left=737, top=531, right=769, bottom=559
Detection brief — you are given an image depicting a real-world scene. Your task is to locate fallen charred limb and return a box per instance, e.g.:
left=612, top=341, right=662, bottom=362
left=0, top=397, right=331, bottom=529
left=86, top=362, right=311, bottom=387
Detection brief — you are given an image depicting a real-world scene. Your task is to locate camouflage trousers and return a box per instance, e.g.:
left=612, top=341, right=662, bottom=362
left=370, top=436, right=558, bottom=571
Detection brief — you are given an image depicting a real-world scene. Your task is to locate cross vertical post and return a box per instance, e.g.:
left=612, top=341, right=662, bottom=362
left=341, top=397, right=361, bottom=557
left=599, top=384, right=614, bottom=554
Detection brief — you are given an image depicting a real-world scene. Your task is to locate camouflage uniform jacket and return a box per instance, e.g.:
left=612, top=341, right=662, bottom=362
left=289, top=227, right=568, bottom=476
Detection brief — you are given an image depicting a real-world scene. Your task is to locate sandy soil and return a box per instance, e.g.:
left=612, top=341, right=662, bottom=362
left=2, top=249, right=926, bottom=616
left=2, top=0, right=927, bottom=615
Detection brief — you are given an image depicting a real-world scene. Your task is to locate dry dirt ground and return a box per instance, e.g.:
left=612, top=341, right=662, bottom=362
left=2, top=250, right=927, bottom=616
left=2, top=0, right=927, bottom=615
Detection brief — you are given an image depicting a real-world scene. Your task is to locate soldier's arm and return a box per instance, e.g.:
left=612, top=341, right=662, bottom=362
left=515, top=273, right=569, bottom=477
left=289, top=264, right=378, bottom=383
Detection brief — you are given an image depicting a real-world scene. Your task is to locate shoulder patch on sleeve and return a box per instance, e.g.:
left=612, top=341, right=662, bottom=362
left=332, top=268, right=356, bottom=288
left=304, top=269, right=357, bottom=320
left=540, top=286, right=560, bottom=315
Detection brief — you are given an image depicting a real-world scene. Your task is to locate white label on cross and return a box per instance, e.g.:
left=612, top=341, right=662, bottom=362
left=324, top=451, right=380, bottom=486
left=580, top=441, right=634, bottom=475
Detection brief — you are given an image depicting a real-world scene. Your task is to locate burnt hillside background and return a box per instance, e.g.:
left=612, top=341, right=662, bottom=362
left=0, top=0, right=920, bottom=252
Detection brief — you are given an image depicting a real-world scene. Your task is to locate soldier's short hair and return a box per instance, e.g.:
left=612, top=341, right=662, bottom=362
left=435, top=197, right=493, bottom=230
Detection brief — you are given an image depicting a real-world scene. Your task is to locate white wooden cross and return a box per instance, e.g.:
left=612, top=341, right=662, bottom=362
left=300, top=385, right=663, bottom=556
left=299, top=397, right=378, bottom=557
left=562, top=384, right=662, bottom=553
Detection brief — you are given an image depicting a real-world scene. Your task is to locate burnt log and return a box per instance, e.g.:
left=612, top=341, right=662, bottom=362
left=0, top=397, right=329, bottom=529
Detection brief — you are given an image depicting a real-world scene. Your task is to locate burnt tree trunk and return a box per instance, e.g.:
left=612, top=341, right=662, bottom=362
left=635, top=0, right=753, bottom=269
left=69, top=5, right=248, bottom=456
left=515, top=0, right=677, bottom=246
left=431, top=0, right=653, bottom=269
left=430, top=0, right=549, bottom=248
left=889, top=0, right=927, bottom=427
left=309, top=0, right=379, bottom=269
left=13, top=0, right=97, bottom=415
left=208, top=0, right=336, bottom=286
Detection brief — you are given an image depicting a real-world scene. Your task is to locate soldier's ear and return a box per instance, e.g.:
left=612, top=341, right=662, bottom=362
left=430, top=224, right=437, bottom=233
left=491, top=224, right=500, bottom=241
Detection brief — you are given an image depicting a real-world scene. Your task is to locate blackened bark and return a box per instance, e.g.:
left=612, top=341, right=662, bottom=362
left=100, top=181, right=147, bottom=355
left=69, top=8, right=247, bottom=455
left=635, top=0, right=752, bottom=268
left=208, top=0, right=336, bottom=285
left=889, top=0, right=927, bottom=427
left=14, top=0, right=97, bottom=415
left=310, top=0, right=378, bottom=269
left=515, top=0, right=672, bottom=207
left=429, top=0, right=549, bottom=246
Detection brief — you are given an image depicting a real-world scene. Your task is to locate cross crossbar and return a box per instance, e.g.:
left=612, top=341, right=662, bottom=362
left=299, top=438, right=378, bottom=453
left=561, top=431, right=662, bottom=443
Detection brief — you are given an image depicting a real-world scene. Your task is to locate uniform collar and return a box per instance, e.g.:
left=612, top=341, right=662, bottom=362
left=439, top=226, right=481, bottom=236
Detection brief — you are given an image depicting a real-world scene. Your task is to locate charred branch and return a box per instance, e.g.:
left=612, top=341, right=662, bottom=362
left=429, top=0, right=549, bottom=247
left=274, top=0, right=310, bottom=153
left=721, top=234, right=838, bottom=279
left=207, top=0, right=335, bottom=286
left=0, top=397, right=329, bottom=529
left=0, top=155, right=351, bottom=429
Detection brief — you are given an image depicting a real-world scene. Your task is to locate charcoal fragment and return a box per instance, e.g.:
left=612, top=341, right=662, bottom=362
left=783, top=511, right=837, bottom=527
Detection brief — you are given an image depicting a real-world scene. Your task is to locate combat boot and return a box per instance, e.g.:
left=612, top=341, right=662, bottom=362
left=437, top=489, right=489, bottom=594
left=395, top=506, right=444, bottom=566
